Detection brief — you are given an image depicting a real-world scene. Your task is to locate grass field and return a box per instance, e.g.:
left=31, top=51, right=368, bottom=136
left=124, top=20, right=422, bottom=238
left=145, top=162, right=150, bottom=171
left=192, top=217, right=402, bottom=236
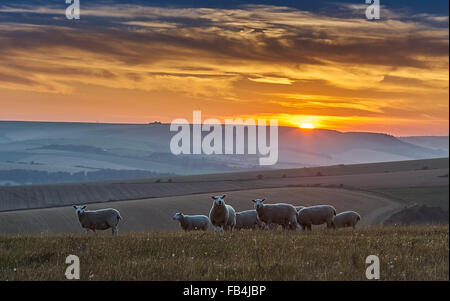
left=369, top=186, right=449, bottom=210
left=0, top=226, right=447, bottom=281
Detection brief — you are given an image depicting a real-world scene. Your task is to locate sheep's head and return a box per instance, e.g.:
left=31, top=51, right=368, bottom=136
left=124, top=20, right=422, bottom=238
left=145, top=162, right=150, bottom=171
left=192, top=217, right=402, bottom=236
left=173, top=212, right=183, bottom=220
left=211, top=195, right=226, bottom=207
left=252, top=199, right=265, bottom=210
left=73, top=205, right=86, bottom=214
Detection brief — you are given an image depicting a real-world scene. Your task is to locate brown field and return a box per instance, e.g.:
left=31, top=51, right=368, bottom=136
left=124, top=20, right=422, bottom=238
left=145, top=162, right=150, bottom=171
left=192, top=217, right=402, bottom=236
left=368, top=186, right=449, bottom=210
left=0, top=187, right=401, bottom=234
left=0, top=226, right=448, bottom=281
left=0, top=158, right=447, bottom=212
left=0, top=158, right=448, bottom=234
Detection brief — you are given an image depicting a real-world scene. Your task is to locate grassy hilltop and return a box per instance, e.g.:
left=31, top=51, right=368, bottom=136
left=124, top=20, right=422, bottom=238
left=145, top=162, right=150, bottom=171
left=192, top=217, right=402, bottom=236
left=0, top=226, right=448, bottom=281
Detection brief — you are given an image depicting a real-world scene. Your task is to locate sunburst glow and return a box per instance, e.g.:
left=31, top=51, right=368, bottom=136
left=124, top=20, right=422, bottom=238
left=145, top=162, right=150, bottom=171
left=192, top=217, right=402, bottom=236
left=300, top=123, right=315, bottom=129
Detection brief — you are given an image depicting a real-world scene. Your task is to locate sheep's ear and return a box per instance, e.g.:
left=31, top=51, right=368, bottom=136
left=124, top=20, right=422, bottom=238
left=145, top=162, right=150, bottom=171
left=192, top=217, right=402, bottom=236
left=211, top=196, right=216, bottom=200
left=222, top=194, right=226, bottom=198
left=262, top=199, right=266, bottom=202
left=251, top=199, right=256, bottom=203
left=82, top=205, right=87, bottom=209
left=73, top=205, right=77, bottom=209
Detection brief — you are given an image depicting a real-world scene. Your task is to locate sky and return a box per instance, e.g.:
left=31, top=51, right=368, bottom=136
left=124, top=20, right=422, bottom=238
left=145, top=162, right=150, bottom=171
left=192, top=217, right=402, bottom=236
left=0, top=0, right=448, bottom=136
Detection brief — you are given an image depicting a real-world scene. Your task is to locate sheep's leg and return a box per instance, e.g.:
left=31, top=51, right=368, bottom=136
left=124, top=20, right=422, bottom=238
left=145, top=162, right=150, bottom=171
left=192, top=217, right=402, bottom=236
left=112, top=227, right=118, bottom=236
left=264, top=220, right=271, bottom=231
left=84, top=228, right=89, bottom=235
left=219, top=225, right=224, bottom=236
left=330, top=220, right=336, bottom=229
left=307, top=225, right=312, bottom=231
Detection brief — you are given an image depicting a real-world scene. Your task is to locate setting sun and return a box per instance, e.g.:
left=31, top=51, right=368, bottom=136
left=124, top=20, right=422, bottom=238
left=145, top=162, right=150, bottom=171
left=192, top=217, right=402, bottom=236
left=300, top=123, right=315, bottom=129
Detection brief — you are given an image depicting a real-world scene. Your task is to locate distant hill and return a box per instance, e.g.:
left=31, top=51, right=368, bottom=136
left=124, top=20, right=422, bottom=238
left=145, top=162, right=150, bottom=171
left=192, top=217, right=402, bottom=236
left=0, top=121, right=448, bottom=184
left=399, top=136, right=449, bottom=153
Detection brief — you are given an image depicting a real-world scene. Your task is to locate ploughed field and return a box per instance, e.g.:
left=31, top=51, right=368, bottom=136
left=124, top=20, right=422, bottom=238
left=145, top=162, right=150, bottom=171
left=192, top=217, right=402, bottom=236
left=0, top=187, right=400, bottom=234
left=0, top=158, right=447, bottom=212
left=0, top=158, right=448, bottom=234
left=0, top=226, right=447, bottom=281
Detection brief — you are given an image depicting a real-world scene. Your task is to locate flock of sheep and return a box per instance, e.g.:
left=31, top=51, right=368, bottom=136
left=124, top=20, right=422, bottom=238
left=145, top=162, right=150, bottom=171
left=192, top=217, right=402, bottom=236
left=174, top=195, right=361, bottom=234
left=72, top=194, right=361, bottom=235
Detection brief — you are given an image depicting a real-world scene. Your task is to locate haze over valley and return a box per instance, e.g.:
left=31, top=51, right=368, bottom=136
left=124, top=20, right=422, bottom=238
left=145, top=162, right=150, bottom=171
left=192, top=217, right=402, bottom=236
left=0, top=121, right=448, bottom=185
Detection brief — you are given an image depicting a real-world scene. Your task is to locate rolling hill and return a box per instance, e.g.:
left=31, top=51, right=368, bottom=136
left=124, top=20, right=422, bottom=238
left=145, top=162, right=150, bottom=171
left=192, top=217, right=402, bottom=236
left=0, top=121, right=447, bottom=185
left=0, top=158, right=448, bottom=234
left=0, top=157, right=447, bottom=212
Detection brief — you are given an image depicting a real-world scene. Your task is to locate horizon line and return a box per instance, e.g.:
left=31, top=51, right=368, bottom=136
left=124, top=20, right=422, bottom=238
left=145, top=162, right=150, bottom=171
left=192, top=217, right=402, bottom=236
left=0, top=119, right=448, bottom=137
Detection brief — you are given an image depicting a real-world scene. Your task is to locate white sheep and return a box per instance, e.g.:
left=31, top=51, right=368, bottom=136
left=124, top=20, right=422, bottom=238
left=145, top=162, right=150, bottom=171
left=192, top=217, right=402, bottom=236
left=235, top=210, right=263, bottom=230
left=172, top=212, right=210, bottom=231
left=209, top=195, right=236, bottom=234
left=73, top=205, right=122, bottom=235
left=283, top=206, right=305, bottom=230
left=297, top=205, right=336, bottom=230
left=333, top=211, right=361, bottom=229
left=252, top=199, right=300, bottom=231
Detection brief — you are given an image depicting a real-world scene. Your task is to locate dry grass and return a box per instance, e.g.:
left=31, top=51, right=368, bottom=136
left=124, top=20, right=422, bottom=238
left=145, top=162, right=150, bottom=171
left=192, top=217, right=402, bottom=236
left=0, top=226, right=448, bottom=281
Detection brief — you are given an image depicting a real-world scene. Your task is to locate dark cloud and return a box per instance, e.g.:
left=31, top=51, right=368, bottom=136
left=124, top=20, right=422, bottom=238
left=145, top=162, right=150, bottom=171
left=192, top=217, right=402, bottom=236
left=0, top=72, right=37, bottom=86
left=0, top=3, right=447, bottom=70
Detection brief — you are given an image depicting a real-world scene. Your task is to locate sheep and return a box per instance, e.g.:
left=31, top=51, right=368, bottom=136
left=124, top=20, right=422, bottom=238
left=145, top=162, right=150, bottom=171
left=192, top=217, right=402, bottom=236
left=265, top=205, right=303, bottom=230
left=172, top=212, right=210, bottom=231
left=73, top=205, right=122, bottom=235
left=235, top=210, right=263, bottom=230
left=296, top=205, right=336, bottom=230
left=252, top=199, right=300, bottom=231
left=209, top=194, right=236, bottom=235
left=333, top=211, right=361, bottom=229
left=282, top=206, right=306, bottom=230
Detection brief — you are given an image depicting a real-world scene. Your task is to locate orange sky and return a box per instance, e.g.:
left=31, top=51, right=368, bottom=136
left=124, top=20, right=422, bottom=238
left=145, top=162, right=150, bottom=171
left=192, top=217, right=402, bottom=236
left=0, top=4, right=448, bottom=136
